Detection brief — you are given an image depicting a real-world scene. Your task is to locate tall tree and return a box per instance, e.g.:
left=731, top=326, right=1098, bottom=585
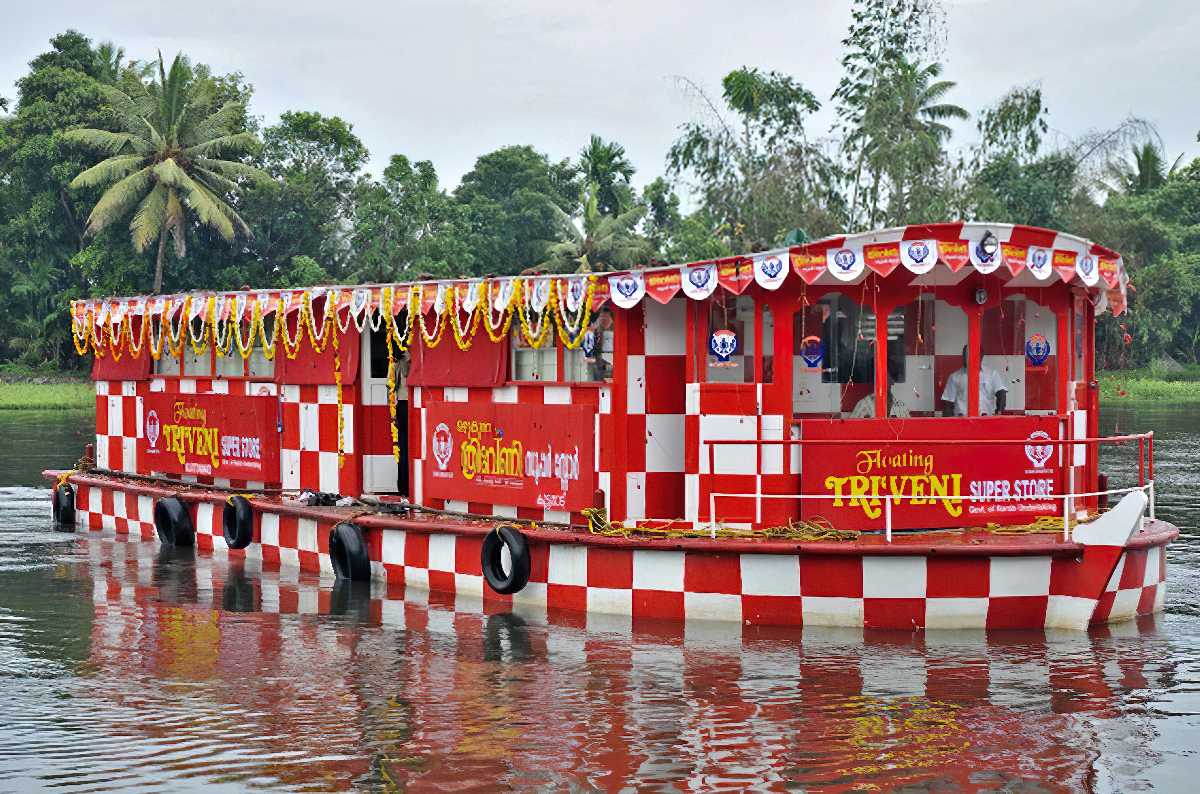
left=543, top=181, right=650, bottom=272
left=579, top=135, right=635, bottom=215
left=65, top=51, right=268, bottom=292
left=1103, top=141, right=1184, bottom=197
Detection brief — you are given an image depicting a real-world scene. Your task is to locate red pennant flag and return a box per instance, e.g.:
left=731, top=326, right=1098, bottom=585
left=863, top=242, right=901, bottom=277
left=1002, top=243, right=1027, bottom=277
left=590, top=278, right=610, bottom=309
left=1099, top=257, right=1120, bottom=288
left=939, top=239, right=969, bottom=272
left=791, top=250, right=826, bottom=284
left=645, top=268, right=682, bottom=304
left=717, top=258, right=753, bottom=294
left=1052, top=250, right=1078, bottom=283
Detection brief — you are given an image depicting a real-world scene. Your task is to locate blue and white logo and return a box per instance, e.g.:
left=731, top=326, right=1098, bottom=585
left=688, top=267, right=710, bottom=289
left=1030, top=248, right=1049, bottom=270
left=799, top=335, right=824, bottom=369
left=908, top=241, right=930, bottom=263
left=760, top=255, right=783, bottom=279
left=615, top=277, right=638, bottom=298
left=581, top=330, right=596, bottom=358
left=710, top=329, right=738, bottom=363
left=975, top=242, right=995, bottom=263
left=833, top=248, right=857, bottom=271
left=1026, top=333, right=1051, bottom=366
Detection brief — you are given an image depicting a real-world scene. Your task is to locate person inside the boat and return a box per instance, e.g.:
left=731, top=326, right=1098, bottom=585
left=941, top=345, right=1007, bottom=416
left=849, top=373, right=909, bottom=418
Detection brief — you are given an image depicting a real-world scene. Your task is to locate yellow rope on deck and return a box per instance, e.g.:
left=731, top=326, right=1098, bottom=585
left=581, top=507, right=861, bottom=542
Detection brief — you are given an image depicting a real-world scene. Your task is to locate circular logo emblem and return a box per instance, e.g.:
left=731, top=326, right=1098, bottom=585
left=1031, top=249, right=1049, bottom=270
left=688, top=267, right=711, bottom=289
left=709, top=329, right=739, bottom=363
left=432, top=422, right=453, bottom=471
left=975, top=242, right=995, bottom=263
left=1079, top=255, right=1094, bottom=276
left=833, top=248, right=857, bottom=271
left=759, top=255, right=783, bottom=279
left=615, top=277, right=639, bottom=298
left=581, top=330, right=596, bottom=358
left=1024, top=430, right=1054, bottom=469
left=907, top=241, right=930, bottom=263
left=145, top=410, right=160, bottom=449
left=1026, top=333, right=1051, bottom=366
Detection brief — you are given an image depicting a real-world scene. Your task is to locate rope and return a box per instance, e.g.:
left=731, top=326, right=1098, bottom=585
left=581, top=507, right=861, bottom=542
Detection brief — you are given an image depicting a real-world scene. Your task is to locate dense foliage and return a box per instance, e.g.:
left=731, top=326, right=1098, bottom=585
left=1, top=10, right=1197, bottom=372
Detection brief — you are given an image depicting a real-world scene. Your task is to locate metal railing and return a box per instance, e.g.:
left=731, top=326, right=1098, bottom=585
left=701, top=431, right=1156, bottom=541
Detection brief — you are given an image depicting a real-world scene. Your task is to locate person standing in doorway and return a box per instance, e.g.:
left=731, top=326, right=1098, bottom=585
left=941, top=345, right=1008, bottom=416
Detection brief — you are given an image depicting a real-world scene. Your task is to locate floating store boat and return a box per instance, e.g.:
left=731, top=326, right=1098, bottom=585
left=47, top=222, right=1176, bottom=630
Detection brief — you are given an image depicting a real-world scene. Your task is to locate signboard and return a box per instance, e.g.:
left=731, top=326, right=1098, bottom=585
left=139, top=393, right=280, bottom=481
left=423, top=401, right=595, bottom=512
left=800, top=416, right=1063, bottom=530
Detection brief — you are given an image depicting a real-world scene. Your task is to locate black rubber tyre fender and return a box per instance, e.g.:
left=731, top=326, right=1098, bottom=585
left=222, top=495, right=254, bottom=550
left=329, top=522, right=371, bottom=582
left=481, top=524, right=531, bottom=595
left=52, top=484, right=75, bottom=527
left=154, top=496, right=195, bottom=547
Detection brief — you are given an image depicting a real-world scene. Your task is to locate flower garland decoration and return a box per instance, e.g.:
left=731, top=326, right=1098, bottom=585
left=450, top=281, right=484, bottom=351
left=232, top=297, right=257, bottom=360
left=106, top=311, right=125, bottom=361
left=209, top=296, right=235, bottom=358
left=385, top=311, right=401, bottom=462
left=147, top=300, right=171, bottom=361
left=517, top=278, right=553, bottom=349
left=328, top=290, right=345, bottom=469
left=416, top=285, right=447, bottom=348
left=187, top=298, right=211, bottom=356
left=278, top=294, right=306, bottom=360
left=305, top=290, right=334, bottom=354
left=70, top=306, right=92, bottom=356
left=255, top=297, right=279, bottom=361
left=554, top=276, right=596, bottom=350
left=482, top=279, right=518, bottom=343
left=164, top=297, right=190, bottom=361
left=125, top=305, right=148, bottom=359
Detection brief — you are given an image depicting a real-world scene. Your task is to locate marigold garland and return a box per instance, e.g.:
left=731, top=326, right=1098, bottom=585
left=450, top=282, right=484, bottom=351
left=385, top=314, right=401, bottom=462
left=554, top=276, right=596, bottom=350
left=416, top=287, right=447, bottom=348
left=106, top=314, right=124, bottom=361
left=517, top=279, right=553, bottom=349
left=329, top=290, right=345, bottom=469
left=125, top=309, right=147, bottom=358
left=482, top=279, right=518, bottom=343
left=209, top=297, right=235, bottom=358
left=279, top=294, right=306, bottom=360
left=70, top=306, right=90, bottom=356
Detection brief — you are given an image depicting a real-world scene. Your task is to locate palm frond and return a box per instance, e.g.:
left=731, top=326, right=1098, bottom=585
left=130, top=183, right=169, bottom=252
left=62, top=128, right=143, bottom=158
left=183, top=132, right=259, bottom=159
left=195, top=157, right=273, bottom=185
left=85, top=166, right=155, bottom=233
left=184, top=101, right=245, bottom=146
left=68, top=153, right=147, bottom=189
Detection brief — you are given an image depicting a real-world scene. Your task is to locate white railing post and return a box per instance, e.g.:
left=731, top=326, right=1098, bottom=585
left=885, top=495, right=892, bottom=543
left=1062, top=495, right=1070, bottom=540
left=1149, top=480, right=1156, bottom=521
left=708, top=491, right=717, bottom=539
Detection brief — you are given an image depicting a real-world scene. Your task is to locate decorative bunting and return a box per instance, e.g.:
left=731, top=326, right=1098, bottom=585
left=899, top=239, right=938, bottom=274
left=864, top=242, right=901, bottom=277
left=1052, top=250, right=1078, bottom=284
left=681, top=263, right=718, bottom=300
left=608, top=271, right=645, bottom=309
left=717, top=258, right=754, bottom=294
left=753, top=252, right=788, bottom=290
left=826, top=245, right=865, bottom=282
left=790, top=250, right=826, bottom=284
left=1026, top=246, right=1054, bottom=281
left=645, top=268, right=682, bottom=304
left=938, top=239, right=969, bottom=272
left=1099, top=257, right=1120, bottom=289
left=590, top=277, right=610, bottom=309
left=526, top=278, right=551, bottom=312
left=560, top=276, right=586, bottom=313
left=1076, top=253, right=1100, bottom=287
left=969, top=235, right=1002, bottom=274
left=1002, top=243, right=1028, bottom=277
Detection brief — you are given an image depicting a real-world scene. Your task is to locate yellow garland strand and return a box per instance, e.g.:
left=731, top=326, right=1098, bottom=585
left=416, top=287, right=448, bottom=347
left=330, top=291, right=345, bottom=469
left=187, top=298, right=211, bottom=356
left=148, top=301, right=171, bottom=361
left=106, top=313, right=124, bottom=361
left=554, top=276, right=596, bottom=350
left=482, top=279, right=518, bottom=343
left=450, top=282, right=484, bottom=351
left=279, top=295, right=306, bottom=360
left=125, top=310, right=147, bottom=358
left=70, top=307, right=90, bottom=356
left=305, top=290, right=334, bottom=354
left=165, top=296, right=190, bottom=361
left=389, top=286, right=418, bottom=350
left=255, top=298, right=279, bottom=361
left=232, top=299, right=257, bottom=360
left=386, top=311, right=400, bottom=462
left=209, top=297, right=235, bottom=358
left=517, top=279, right=553, bottom=349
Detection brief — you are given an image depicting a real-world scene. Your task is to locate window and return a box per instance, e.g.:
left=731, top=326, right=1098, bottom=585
left=792, top=292, right=875, bottom=416
left=707, top=293, right=755, bottom=383
left=981, top=295, right=1057, bottom=414
left=883, top=295, right=937, bottom=417
left=1073, top=301, right=1086, bottom=382
left=511, top=328, right=557, bottom=381
left=761, top=304, right=774, bottom=384
left=563, top=307, right=614, bottom=382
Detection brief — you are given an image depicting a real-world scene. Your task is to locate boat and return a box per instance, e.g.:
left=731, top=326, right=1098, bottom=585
left=46, top=221, right=1177, bottom=630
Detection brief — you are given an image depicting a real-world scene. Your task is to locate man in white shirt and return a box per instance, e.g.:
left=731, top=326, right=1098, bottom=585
left=849, top=376, right=910, bottom=418
left=941, top=346, right=1008, bottom=416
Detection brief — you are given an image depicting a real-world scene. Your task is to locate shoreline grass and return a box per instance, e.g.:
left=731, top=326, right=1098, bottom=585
left=0, top=382, right=94, bottom=410
left=1098, top=367, right=1200, bottom=403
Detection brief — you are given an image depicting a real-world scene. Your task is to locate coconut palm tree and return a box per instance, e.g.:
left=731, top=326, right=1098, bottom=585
left=65, top=52, right=268, bottom=292
left=1103, top=141, right=1184, bottom=197
left=578, top=135, right=635, bottom=216
left=543, top=181, right=651, bottom=273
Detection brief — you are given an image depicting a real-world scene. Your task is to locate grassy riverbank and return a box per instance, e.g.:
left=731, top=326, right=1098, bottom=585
left=0, top=382, right=93, bottom=410
left=1099, top=366, right=1200, bottom=403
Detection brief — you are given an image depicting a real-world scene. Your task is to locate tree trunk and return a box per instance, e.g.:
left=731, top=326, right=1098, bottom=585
left=154, top=229, right=166, bottom=294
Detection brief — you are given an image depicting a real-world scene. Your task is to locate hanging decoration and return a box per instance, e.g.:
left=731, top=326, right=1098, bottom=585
left=1026, top=333, right=1052, bottom=367
left=799, top=335, right=824, bottom=369
left=709, top=329, right=739, bottom=366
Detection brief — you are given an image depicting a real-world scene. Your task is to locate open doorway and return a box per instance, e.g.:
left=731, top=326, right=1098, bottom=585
left=360, top=325, right=408, bottom=494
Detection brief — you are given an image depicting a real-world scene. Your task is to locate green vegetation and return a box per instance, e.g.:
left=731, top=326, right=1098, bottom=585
left=0, top=2, right=1198, bottom=378
left=0, top=382, right=93, bottom=410
left=1099, top=366, right=1200, bottom=403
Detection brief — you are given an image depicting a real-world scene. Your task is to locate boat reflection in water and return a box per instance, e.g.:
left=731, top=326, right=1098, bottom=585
left=85, top=530, right=1172, bottom=792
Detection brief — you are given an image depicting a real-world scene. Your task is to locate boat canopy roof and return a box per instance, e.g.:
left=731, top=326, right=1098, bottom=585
left=70, top=221, right=1130, bottom=328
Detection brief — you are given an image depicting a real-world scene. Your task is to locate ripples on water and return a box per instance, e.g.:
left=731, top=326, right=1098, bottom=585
left=0, top=408, right=1195, bottom=791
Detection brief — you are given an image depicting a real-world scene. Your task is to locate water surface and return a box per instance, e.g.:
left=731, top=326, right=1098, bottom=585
left=0, top=407, right=1197, bottom=791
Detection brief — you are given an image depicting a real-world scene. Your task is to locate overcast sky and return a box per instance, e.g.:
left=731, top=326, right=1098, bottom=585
left=3, top=0, right=1197, bottom=194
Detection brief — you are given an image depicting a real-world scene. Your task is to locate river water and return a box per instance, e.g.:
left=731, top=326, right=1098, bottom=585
left=0, top=406, right=1196, bottom=792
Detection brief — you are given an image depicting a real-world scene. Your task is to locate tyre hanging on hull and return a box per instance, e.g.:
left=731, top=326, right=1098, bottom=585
left=52, top=483, right=75, bottom=528
left=154, top=497, right=195, bottom=547
left=329, top=522, right=371, bottom=582
left=481, top=524, right=531, bottom=595
left=222, top=495, right=254, bottom=549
